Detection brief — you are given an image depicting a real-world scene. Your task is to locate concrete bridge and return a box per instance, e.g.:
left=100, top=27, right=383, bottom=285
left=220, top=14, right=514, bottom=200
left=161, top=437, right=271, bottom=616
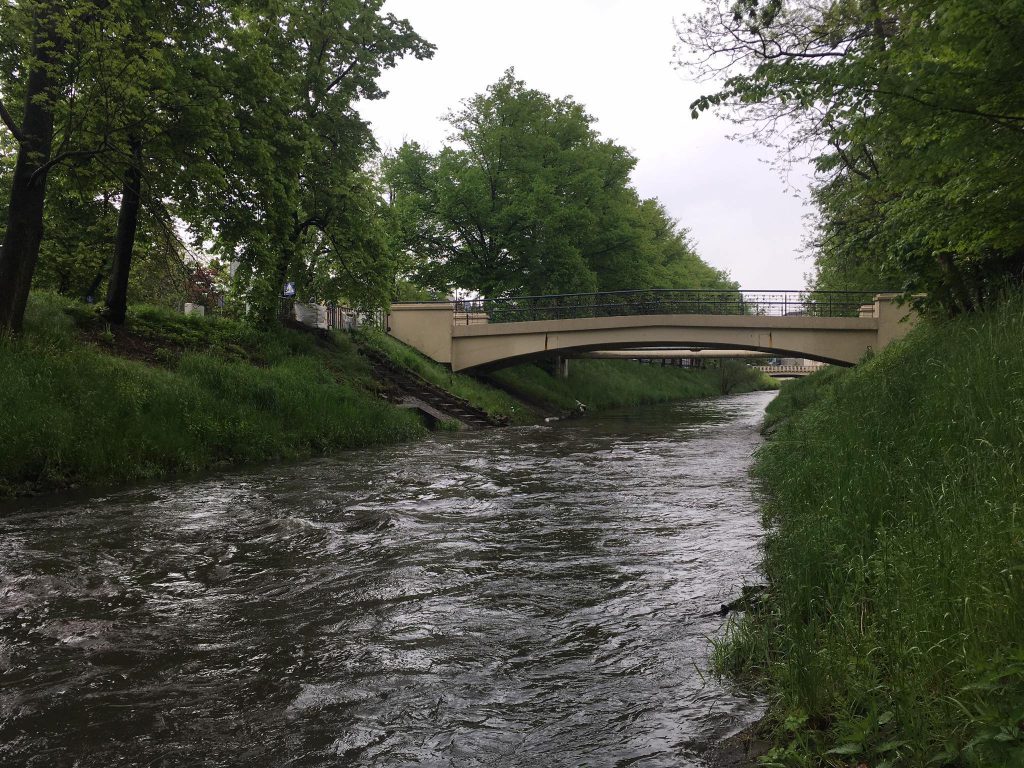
left=385, top=290, right=916, bottom=372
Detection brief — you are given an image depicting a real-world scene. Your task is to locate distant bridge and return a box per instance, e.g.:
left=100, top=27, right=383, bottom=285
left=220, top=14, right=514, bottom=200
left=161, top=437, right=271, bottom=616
left=753, top=365, right=820, bottom=378
left=386, top=289, right=916, bottom=372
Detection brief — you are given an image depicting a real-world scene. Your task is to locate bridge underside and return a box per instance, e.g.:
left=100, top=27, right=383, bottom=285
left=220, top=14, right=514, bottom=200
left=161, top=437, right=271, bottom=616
left=450, top=314, right=880, bottom=371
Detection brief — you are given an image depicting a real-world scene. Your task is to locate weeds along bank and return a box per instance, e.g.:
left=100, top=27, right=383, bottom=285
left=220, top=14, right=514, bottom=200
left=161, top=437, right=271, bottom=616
left=718, top=297, right=1024, bottom=766
left=0, top=294, right=775, bottom=499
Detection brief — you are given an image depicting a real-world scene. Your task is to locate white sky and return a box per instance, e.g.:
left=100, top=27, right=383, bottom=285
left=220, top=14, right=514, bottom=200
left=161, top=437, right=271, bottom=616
left=358, top=0, right=815, bottom=290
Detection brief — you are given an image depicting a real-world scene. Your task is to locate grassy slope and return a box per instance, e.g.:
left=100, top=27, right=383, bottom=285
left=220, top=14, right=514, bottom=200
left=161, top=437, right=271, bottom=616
left=0, top=294, right=425, bottom=498
left=359, top=329, right=778, bottom=416
left=717, top=297, right=1024, bottom=767
left=488, top=358, right=778, bottom=412
left=356, top=328, right=537, bottom=425
left=1, top=295, right=777, bottom=499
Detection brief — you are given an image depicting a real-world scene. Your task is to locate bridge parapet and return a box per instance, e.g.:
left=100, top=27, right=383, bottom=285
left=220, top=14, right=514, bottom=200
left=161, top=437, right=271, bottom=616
left=455, top=289, right=883, bottom=324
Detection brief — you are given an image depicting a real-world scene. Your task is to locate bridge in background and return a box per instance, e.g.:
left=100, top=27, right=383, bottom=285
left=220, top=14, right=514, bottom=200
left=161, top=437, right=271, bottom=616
left=753, top=365, right=820, bottom=378
left=385, top=289, right=916, bottom=372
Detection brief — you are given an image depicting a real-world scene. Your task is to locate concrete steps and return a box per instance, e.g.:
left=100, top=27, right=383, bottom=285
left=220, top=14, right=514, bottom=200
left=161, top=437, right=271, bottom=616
left=360, top=348, right=506, bottom=430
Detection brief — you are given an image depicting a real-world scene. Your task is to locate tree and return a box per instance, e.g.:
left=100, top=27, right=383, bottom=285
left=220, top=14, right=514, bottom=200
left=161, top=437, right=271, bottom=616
left=635, top=199, right=737, bottom=290
left=678, top=0, right=1024, bottom=314
left=385, top=71, right=666, bottom=298
left=0, top=0, right=432, bottom=331
left=192, top=0, right=433, bottom=324
left=0, top=0, right=69, bottom=332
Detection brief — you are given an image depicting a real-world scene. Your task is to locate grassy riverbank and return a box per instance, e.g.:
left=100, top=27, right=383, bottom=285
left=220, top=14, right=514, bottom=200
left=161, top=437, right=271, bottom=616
left=0, top=294, right=426, bottom=498
left=1, top=293, right=775, bottom=499
left=487, top=358, right=777, bottom=412
left=717, top=297, right=1024, bottom=766
left=361, top=327, right=777, bottom=415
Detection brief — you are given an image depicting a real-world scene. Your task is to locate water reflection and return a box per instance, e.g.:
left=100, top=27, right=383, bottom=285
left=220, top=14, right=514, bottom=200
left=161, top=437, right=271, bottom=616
left=0, top=391, right=773, bottom=767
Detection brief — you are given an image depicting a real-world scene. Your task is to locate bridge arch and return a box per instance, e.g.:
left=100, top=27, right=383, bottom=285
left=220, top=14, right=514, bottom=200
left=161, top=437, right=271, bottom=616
left=447, top=316, right=878, bottom=370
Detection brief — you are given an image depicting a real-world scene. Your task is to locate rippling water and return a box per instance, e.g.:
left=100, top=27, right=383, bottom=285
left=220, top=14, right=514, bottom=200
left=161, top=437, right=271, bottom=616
left=0, top=390, right=773, bottom=767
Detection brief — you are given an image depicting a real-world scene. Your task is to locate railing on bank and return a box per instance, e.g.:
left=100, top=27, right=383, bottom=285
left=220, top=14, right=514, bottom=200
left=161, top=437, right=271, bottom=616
left=450, top=289, right=886, bottom=325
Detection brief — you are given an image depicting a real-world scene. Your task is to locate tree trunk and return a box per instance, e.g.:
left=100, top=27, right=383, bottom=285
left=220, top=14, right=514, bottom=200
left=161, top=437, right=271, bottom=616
left=936, top=251, right=975, bottom=316
left=104, top=138, right=143, bottom=325
left=0, top=13, right=61, bottom=333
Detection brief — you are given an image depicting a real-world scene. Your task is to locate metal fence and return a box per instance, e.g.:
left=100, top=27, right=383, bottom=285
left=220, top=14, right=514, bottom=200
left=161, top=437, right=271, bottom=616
left=451, top=289, right=886, bottom=324
left=278, top=298, right=367, bottom=330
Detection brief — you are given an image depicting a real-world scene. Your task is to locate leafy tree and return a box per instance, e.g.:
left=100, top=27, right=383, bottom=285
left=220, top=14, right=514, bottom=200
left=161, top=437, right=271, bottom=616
left=193, top=0, right=433, bottom=323
left=0, top=0, right=228, bottom=326
left=0, top=0, right=432, bottom=331
left=635, top=199, right=737, bottom=290
left=384, top=71, right=731, bottom=298
left=679, top=0, right=1024, bottom=314
left=0, top=0, right=75, bottom=332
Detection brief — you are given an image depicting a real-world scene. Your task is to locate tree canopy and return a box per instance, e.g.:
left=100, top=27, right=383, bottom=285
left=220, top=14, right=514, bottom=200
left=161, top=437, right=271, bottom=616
left=679, top=0, right=1024, bottom=314
left=0, top=0, right=433, bottom=331
left=383, top=70, right=735, bottom=298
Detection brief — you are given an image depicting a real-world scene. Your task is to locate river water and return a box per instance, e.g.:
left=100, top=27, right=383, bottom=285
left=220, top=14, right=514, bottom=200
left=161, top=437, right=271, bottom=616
left=0, top=390, right=773, bottom=767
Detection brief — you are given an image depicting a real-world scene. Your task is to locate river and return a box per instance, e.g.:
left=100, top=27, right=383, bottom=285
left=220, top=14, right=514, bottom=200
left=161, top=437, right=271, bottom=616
left=0, top=390, right=773, bottom=767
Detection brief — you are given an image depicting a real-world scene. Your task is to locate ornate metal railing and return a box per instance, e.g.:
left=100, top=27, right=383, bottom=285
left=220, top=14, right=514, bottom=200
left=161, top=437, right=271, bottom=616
left=450, top=289, right=886, bottom=324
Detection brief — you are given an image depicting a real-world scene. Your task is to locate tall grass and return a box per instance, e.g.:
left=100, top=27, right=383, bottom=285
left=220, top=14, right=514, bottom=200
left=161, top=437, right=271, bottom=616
left=718, top=296, right=1024, bottom=766
left=488, top=358, right=778, bottom=412
left=759, top=365, right=848, bottom=434
left=359, top=327, right=777, bottom=418
left=0, top=294, right=424, bottom=498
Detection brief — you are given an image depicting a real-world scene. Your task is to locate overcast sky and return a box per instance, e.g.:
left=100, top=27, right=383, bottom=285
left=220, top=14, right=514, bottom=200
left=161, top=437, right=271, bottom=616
left=357, top=0, right=815, bottom=290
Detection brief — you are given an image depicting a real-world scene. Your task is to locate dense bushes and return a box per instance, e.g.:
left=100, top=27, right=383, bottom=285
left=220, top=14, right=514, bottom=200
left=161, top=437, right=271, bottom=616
left=717, top=296, right=1024, bottom=766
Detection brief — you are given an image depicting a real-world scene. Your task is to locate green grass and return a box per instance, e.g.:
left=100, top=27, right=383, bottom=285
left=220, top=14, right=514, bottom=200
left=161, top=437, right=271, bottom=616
left=358, top=328, right=777, bottom=419
left=760, top=365, right=848, bottom=434
left=355, top=328, right=537, bottom=425
left=0, top=293, right=424, bottom=498
left=716, top=295, right=1024, bottom=767
left=488, top=358, right=778, bottom=412
left=0, top=294, right=778, bottom=498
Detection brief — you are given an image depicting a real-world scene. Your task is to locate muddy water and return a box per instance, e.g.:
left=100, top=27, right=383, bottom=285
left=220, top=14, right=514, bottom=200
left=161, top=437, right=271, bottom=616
left=0, top=391, right=773, bottom=767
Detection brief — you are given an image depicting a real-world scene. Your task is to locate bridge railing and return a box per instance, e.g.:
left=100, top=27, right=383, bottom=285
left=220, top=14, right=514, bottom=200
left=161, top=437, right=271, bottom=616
left=452, top=289, right=883, bottom=324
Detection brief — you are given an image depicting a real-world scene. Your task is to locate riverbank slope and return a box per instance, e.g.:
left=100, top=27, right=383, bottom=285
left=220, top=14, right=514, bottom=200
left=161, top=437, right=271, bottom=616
left=0, top=293, right=776, bottom=499
left=717, top=296, right=1024, bottom=766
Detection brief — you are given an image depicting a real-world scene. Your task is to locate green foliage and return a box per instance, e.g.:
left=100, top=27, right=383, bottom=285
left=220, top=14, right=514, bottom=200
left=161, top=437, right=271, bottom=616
left=0, top=293, right=424, bottom=497
left=488, top=358, right=776, bottom=412
left=195, top=1, right=434, bottom=322
left=718, top=293, right=1024, bottom=766
left=0, top=0, right=433, bottom=329
left=383, top=70, right=736, bottom=298
left=680, top=0, right=1024, bottom=315
left=713, top=359, right=780, bottom=395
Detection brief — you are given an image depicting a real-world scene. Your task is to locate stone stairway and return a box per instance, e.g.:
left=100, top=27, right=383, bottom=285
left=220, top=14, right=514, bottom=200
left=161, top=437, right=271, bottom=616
left=360, top=347, right=506, bottom=430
